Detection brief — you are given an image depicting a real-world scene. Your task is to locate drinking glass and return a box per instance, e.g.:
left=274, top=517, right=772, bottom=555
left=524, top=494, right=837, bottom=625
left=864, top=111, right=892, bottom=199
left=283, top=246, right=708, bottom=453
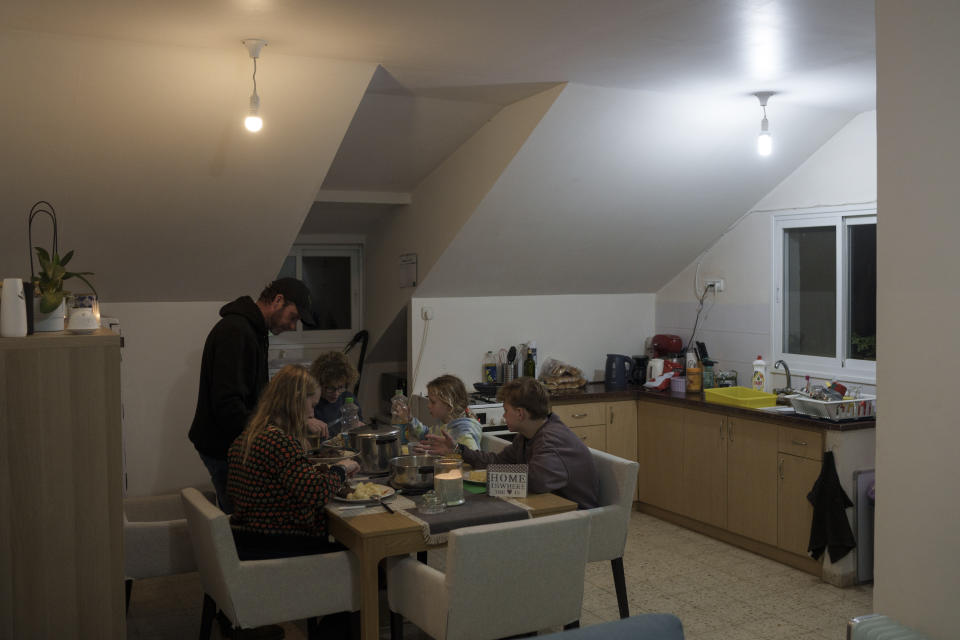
left=434, top=458, right=465, bottom=506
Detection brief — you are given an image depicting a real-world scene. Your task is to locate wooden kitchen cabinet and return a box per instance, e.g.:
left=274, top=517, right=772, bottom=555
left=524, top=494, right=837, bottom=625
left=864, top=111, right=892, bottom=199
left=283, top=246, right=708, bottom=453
left=778, top=453, right=820, bottom=556
left=681, top=408, right=727, bottom=528
left=726, top=417, right=779, bottom=546
left=0, top=330, right=125, bottom=639
left=606, top=400, right=638, bottom=499
left=570, top=424, right=606, bottom=450
left=637, top=402, right=684, bottom=513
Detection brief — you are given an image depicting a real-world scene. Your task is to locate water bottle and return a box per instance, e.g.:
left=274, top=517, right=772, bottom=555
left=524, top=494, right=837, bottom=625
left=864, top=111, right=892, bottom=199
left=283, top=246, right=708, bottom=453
left=390, top=389, right=409, bottom=426
left=340, top=397, right=361, bottom=431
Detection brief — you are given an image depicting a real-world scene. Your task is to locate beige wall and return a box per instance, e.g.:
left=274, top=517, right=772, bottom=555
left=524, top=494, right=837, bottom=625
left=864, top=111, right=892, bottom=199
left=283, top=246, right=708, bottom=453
left=656, top=111, right=876, bottom=388
left=875, top=3, right=960, bottom=637
left=362, top=85, right=564, bottom=356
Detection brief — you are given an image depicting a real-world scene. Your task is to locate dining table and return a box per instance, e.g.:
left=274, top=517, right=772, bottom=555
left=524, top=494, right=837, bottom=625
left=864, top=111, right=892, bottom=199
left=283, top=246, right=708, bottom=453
left=327, top=492, right=578, bottom=640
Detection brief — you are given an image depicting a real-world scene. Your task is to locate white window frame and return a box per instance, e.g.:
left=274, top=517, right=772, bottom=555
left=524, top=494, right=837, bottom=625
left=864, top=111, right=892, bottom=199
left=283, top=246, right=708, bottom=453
left=269, top=243, right=364, bottom=346
left=771, top=205, right=876, bottom=383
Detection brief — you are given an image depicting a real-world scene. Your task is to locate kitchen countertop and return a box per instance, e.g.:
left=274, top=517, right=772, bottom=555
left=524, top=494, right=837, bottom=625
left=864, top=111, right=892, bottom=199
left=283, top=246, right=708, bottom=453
left=549, top=383, right=875, bottom=431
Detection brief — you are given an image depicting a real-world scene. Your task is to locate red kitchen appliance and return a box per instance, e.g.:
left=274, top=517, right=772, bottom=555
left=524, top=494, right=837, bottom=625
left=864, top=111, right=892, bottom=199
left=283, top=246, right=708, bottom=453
left=651, top=334, right=683, bottom=358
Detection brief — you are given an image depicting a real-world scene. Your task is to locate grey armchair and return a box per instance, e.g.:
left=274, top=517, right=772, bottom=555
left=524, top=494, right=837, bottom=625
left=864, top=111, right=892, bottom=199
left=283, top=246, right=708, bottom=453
left=387, top=510, right=592, bottom=640
left=180, top=487, right=360, bottom=639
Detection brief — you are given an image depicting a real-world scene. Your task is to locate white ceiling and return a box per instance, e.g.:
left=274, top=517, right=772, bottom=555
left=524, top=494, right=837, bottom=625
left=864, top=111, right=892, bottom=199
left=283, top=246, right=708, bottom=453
left=0, top=0, right=876, bottom=301
left=4, top=0, right=875, bottom=203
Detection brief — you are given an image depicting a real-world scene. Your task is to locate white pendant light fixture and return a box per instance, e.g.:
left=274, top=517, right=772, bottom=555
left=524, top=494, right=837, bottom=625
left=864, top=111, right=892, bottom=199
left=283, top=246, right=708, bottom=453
left=243, top=39, right=267, bottom=133
left=754, top=91, right=774, bottom=156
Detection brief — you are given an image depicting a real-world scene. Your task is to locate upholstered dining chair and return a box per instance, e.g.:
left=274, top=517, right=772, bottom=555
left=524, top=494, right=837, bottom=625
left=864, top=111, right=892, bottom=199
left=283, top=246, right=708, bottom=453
left=587, top=449, right=639, bottom=619
left=180, top=487, right=360, bottom=639
left=387, top=510, right=592, bottom=640
left=482, top=434, right=639, bottom=618
left=123, top=489, right=214, bottom=612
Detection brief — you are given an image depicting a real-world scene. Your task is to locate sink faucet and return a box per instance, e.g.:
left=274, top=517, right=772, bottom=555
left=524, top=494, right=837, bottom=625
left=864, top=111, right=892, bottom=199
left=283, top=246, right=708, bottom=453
left=774, top=360, right=792, bottom=391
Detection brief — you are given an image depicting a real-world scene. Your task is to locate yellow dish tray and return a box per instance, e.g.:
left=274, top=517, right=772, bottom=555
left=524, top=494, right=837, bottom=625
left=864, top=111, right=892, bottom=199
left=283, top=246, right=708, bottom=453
left=703, top=386, right=778, bottom=409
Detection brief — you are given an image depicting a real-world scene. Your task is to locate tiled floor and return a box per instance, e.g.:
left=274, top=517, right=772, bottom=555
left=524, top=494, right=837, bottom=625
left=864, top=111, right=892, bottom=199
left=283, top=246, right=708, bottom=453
left=126, top=511, right=872, bottom=639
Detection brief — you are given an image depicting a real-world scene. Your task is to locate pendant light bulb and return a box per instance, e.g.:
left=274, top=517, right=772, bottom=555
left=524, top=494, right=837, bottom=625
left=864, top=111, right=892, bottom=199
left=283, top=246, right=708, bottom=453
left=757, top=117, right=772, bottom=156
left=753, top=91, right=775, bottom=157
left=245, top=93, right=262, bottom=132
left=242, top=39, right=267, bottom=134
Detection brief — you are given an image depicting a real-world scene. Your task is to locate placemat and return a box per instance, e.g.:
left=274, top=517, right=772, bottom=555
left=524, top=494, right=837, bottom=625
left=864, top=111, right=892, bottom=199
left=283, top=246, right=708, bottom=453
left=398, top=492, right=531, bottom=545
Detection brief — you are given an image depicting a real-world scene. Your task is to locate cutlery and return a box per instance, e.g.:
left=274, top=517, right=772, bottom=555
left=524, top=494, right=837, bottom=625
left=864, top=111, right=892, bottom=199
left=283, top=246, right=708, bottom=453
left=374, top=495, right=395, bottom=514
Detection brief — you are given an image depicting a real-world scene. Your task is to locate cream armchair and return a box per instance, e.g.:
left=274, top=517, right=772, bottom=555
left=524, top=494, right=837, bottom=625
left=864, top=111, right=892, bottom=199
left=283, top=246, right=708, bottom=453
left=123, top=490, right=214, bottom=611
left=387, top=510, right=591, bottom=640
left=587, top=449, right=639, bottom=618
left=180, top=487, right=360, bottom=639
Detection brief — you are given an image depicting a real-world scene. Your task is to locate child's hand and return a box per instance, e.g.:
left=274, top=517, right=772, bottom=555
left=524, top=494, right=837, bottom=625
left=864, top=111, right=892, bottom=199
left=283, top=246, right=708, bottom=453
left=306, top=417, right=329, bottom=438
left=418, top=431, right=456, bottom=456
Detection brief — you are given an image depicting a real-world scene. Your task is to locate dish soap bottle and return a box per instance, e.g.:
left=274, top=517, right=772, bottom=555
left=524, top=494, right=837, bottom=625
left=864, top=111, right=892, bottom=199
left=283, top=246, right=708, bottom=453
left=482, top=351, right=498, bottom=384
left=752, top=355, right=767, bottom=392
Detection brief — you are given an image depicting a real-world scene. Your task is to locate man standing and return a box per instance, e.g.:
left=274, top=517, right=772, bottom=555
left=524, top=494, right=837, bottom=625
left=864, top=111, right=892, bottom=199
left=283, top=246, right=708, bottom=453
left=189, top=277, right=323, bottom=513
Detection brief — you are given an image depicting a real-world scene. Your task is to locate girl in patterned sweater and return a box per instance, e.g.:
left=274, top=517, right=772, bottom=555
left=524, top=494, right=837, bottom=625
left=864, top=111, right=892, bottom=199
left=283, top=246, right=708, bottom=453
left=227, top=364, right=359, bottom=560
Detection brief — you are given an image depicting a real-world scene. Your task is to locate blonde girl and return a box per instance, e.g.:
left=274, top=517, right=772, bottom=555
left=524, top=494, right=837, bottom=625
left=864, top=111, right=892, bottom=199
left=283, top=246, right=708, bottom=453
left=227, top=365, right=358, bottom=560
left=403, top=374, right=482, bottom=451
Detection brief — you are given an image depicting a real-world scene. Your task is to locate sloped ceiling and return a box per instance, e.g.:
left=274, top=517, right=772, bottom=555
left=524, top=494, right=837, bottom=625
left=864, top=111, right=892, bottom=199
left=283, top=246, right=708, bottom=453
left=417, top=83, right=856, bottom=296
left=0, top=30, right=375, bottom=301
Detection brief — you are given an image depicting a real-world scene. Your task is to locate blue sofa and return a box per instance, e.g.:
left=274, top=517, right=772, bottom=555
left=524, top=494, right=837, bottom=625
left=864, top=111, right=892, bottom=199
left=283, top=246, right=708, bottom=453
left=539, top=614, right=684, bottom=639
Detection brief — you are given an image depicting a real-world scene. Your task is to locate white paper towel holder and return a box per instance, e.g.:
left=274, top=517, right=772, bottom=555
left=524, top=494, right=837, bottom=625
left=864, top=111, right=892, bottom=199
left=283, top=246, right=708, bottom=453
left=1, top=278, right=29, bottom=337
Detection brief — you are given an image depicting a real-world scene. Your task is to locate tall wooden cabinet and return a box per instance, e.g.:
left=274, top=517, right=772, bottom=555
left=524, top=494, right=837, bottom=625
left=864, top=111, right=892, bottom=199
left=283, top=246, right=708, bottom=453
left=0, top=330, right=125, bottom=639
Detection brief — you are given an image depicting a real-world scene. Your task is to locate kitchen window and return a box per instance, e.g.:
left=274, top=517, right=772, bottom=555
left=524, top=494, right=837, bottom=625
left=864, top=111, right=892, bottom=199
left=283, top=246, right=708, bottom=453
left=270, top=244, right=363, bottom=346
left=772, top=206, right=876, bottom=381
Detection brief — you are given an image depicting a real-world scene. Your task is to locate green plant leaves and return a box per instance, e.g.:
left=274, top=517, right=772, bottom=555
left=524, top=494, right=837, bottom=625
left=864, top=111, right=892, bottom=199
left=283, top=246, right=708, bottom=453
left=32, top=245, right=97, bottom=305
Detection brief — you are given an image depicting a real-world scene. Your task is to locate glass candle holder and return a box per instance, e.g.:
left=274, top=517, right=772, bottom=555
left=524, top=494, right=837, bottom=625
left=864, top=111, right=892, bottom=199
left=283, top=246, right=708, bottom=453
left=434, top=458, right=465, bottom=506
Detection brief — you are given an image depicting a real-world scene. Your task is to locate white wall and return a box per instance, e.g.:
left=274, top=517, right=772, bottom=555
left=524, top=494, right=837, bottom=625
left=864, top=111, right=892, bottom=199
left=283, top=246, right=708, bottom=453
left=875, top=3, right=960, bottom=637
left=656, top=111, right=877, bottom=390
left=102, top=302, right=223, bottom=497
left=408, top=294, right=656, bottom=396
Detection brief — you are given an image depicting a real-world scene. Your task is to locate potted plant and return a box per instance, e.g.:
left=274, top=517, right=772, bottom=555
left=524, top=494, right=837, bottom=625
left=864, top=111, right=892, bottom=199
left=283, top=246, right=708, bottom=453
left=28, top=201, right=97, bottom=332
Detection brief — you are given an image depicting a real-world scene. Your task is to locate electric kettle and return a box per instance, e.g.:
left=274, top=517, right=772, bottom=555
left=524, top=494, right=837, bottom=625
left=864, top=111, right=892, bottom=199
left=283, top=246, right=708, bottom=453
left=604, top=354, right=634, bottom=390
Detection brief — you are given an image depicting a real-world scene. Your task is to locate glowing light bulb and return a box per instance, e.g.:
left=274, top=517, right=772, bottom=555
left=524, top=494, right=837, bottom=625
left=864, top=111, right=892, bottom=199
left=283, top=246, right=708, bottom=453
left=757, top=117, right=771, bottom=156
left=244, top=115, right=263, bottom=132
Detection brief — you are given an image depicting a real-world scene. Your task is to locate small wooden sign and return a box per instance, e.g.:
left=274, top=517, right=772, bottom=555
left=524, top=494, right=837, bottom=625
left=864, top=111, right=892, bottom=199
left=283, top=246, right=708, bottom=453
left=488, top=464, right=528, bottom=498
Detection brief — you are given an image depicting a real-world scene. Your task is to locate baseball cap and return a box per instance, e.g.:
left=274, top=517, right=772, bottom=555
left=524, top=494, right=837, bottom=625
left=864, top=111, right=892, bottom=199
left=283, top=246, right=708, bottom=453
left=268, top=278, right=317, bottom=328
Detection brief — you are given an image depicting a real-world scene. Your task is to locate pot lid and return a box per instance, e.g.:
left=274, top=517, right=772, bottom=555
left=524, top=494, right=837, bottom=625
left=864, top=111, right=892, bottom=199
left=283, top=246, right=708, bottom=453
left=346, top=422, right=400, bottom=438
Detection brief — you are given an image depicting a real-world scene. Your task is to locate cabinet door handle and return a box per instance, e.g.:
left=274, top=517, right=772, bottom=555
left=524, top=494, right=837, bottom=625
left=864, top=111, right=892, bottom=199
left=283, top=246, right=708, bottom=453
left=729, top=423, right=734, bottom=443
left=791, top=440, right=808, bottom=447
left=779, top=458, right=784, bottom=479
left=609, top=410, right=614, bottom=424
left=572, top=413, right=588, bottom=418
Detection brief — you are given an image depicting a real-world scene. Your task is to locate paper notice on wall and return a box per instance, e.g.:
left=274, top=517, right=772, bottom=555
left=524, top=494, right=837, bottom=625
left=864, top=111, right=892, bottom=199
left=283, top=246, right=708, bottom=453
left=399, top=253, right=417, bottom=288
left=488, top=464, right=528, bottom=498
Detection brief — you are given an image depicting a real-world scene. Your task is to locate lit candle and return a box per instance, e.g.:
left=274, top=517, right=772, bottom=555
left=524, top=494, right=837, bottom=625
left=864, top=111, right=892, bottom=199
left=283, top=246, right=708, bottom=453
left=434, top=466, right=464, bottom=505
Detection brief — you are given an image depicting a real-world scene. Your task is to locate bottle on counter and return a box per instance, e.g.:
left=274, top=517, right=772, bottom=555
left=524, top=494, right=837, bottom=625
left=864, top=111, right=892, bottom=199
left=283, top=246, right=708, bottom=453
left=752, top=355, right=767, bottom=392
left=482, top=351, right=498, bottom=384
left=686, top=366, right=702, bottom=392
left=702, top=363, right=715, bottom=389
left=340, top=396, right=361, bottom=431
left=523, top=341, right=537, bottom=378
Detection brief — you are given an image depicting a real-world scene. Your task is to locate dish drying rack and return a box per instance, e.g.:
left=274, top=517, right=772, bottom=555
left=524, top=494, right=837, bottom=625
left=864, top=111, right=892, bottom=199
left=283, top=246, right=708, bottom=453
left=789, top=394, right=876, bottom=421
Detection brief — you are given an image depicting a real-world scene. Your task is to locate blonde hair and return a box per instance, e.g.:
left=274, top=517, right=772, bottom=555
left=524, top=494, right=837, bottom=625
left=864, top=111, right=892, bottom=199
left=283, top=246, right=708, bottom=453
left=239, top=365, right=317, bottom=462
left=309, top=351, right=359, bottom=390
left=427, top=374, right=469, bottom=421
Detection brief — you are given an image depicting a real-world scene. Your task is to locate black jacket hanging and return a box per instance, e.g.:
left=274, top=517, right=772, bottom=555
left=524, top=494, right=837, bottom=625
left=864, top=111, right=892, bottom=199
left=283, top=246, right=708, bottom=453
left=806, top=451, right=856, bottom=562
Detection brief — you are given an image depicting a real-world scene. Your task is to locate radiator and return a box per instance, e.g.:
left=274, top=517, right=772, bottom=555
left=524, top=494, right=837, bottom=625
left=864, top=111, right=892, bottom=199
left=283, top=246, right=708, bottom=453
left=847, top=614, right=930, bottom=640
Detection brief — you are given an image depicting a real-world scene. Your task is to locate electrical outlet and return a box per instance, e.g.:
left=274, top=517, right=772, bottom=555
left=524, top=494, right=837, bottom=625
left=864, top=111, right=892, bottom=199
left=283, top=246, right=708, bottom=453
left=421, top=306, right=434, bottom=320
left=705, top=278, right=725, bottom=292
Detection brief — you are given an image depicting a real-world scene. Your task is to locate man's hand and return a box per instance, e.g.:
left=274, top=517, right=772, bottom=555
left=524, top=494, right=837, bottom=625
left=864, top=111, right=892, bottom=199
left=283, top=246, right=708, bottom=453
left=306, top=417, right=329, bottom=438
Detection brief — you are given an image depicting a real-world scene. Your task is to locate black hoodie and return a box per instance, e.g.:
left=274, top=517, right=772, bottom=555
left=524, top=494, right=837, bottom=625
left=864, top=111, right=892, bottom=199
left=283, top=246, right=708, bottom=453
left=188, top=296, right=270, bottom=459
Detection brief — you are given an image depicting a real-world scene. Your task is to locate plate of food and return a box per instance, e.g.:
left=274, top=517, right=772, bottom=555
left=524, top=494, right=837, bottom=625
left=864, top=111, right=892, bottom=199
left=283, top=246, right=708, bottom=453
left=333, top=481, right=396, bottom=504
left=463, top=469, right=488, bottom=485
left=307, top=445, right=360, bottom=466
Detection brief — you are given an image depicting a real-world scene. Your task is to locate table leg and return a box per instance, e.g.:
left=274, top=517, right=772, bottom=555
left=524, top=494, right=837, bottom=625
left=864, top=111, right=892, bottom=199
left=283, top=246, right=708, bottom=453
left=359, top=548, right=381, bottom=640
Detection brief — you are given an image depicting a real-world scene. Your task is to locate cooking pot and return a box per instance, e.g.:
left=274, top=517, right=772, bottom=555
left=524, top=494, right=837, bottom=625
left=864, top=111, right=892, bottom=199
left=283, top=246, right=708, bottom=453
left=388, top=455, right=438, bottom=491
left=343, top=422, right=401, bottom=474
